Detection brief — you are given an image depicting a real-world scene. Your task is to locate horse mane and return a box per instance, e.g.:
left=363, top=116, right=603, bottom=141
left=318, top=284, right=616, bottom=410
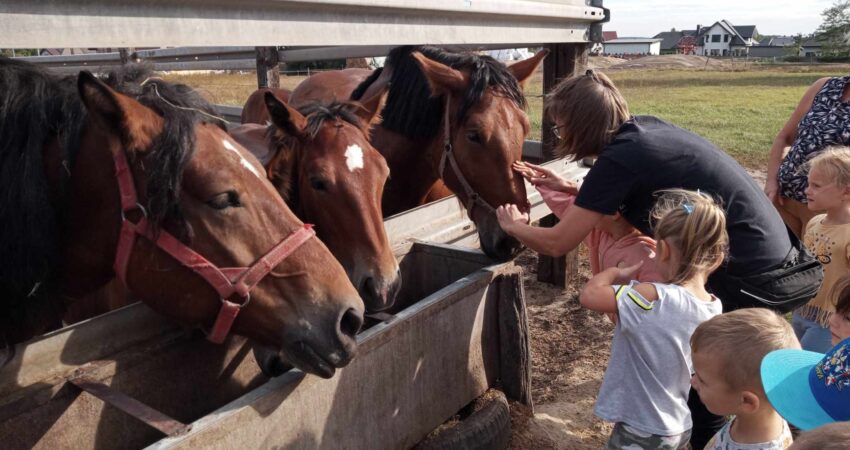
left=350, top=46, right=527, bottom=140
left=265, top=101, right=364, bottom=209
left=0, top=57, right=220, bottom=343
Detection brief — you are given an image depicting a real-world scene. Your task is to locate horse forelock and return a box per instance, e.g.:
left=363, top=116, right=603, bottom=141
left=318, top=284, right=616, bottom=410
left=353, top=46, right=527, bottom=141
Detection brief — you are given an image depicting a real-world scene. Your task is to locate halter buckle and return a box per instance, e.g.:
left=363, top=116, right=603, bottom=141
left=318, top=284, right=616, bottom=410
left=120, top=202, right=148, bottom=222
left=225, top=292, right=252, bottom=309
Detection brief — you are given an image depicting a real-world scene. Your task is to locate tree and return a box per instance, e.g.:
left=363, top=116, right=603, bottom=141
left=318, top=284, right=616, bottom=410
left=784, top=34, right=804, bottom=57
left=817, top=0, right=850, bottom=56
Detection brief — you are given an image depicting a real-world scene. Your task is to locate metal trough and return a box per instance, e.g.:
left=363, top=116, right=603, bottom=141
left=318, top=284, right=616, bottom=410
left=1, top=242, right=530, bottom=449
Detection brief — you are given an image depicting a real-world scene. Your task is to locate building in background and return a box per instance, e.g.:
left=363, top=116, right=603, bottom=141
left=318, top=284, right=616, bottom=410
left=694, top=20, right=759, bottom=56
left=602, top=38, right=662, bottom=56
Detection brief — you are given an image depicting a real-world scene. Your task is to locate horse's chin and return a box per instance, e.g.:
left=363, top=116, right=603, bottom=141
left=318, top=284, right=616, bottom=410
left=476, top=212, right=523, bottom=262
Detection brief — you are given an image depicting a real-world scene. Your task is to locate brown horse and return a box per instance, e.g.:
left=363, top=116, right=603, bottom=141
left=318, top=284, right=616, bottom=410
left=0, top=59, right=363, bottom=378
left=350, top=46, right=547, bottom=261
left=229, top=92, right=400, bottom=312
left=241, top=87, right=291, bottom=124
left=288, top=68, right=374, bottom=107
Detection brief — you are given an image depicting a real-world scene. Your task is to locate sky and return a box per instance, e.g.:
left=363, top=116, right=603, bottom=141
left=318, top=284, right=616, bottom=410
left=605, top=0, right=834, bottom=38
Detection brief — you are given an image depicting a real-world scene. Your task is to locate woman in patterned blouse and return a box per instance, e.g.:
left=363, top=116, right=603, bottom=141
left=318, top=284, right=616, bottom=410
left=767, top=76, right=850, bottom=237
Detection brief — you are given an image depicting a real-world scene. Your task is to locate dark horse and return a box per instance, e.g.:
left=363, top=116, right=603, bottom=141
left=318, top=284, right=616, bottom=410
left=0, top=59, right=363, bottom=378
left=229, top=91, right=401, bottom=312
left=351, top=46, right=547, bottom=261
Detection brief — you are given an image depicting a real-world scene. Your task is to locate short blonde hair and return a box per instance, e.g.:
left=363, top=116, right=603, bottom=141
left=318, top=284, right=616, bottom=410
left=544, top=69, right=630, bottom=161
left=808, top=146, right=850, bottom=187
left=651, top=189, right=728, bottom=284
left=690, top=308, right=799, bottom=394
left=789, top=422, right=850, bottom=450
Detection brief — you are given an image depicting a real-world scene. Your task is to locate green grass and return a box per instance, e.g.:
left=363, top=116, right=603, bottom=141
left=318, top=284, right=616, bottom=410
left=169, top=66, right=848, bottom=169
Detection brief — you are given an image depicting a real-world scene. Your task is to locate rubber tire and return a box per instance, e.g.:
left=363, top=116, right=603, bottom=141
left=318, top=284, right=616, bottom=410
left=414, top=390, right=511, bottom=450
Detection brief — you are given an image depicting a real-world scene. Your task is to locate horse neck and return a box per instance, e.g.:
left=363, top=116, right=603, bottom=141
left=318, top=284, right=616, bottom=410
left=372, top=125, right=441, bottom=216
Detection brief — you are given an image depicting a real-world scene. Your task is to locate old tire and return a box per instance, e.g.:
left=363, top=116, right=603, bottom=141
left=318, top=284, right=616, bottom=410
left=415, top=389, right=511, bottom=450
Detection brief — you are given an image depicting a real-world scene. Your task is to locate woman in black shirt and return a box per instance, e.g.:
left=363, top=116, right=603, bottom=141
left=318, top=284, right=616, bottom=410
left=495, top=70, right=795, bottom=449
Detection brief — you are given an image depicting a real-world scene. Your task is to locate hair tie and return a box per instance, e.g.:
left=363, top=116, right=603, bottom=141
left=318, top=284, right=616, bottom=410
left=682, top=204, right=694, bottom=215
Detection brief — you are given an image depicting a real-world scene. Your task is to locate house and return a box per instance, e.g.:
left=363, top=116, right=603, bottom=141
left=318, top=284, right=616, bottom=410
left=653, top=28, right=700, bottom=54
left=602, top=38, right=662, bottom=56
left=749, top=36, right=823, bottom=58
left=695, top=20, right=760, bottom=56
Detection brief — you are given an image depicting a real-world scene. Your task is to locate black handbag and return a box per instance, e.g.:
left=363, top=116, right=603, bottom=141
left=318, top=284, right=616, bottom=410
left=726, top=229, right=824, bottom=313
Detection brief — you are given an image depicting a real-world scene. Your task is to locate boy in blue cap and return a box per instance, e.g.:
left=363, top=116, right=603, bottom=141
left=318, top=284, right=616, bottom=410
left=762, top=337, right=850, bottom=431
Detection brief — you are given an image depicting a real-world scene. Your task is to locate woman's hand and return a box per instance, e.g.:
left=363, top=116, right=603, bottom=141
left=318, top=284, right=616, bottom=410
left=513, top=161, right=578, bottom=194
left=764, top=177, right=784, bottom=206
left=496, top=204, right=530, bottom=235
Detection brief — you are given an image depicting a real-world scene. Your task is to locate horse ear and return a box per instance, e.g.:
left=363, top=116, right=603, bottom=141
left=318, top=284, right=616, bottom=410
left=77, top=71, right=163, bottom=152
left=508, top=49, right=549, bottom=88
left=264, top=92, right=307, bottom=138
left=410, top=51, right=469, bottom=97
left=351, top=92, right=384, bottom=128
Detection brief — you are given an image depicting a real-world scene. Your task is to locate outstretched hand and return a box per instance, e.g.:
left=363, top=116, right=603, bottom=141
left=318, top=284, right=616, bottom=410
left=513, top=161, right=578, bottom=194
left=496, top=204, right=530, bottom=235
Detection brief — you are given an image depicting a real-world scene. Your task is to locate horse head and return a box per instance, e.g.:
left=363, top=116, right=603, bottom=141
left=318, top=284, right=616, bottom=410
left=58, top=72, right=363, bottom=378
left=261, top=92, right=401, bottom=313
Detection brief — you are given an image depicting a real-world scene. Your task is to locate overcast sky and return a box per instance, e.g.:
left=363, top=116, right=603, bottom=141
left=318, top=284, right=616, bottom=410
left=605, top=0, right=834, bottom=37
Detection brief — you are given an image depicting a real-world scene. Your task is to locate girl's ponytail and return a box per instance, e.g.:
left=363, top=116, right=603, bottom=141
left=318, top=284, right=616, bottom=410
left=651, top=189, right=729, bottom=284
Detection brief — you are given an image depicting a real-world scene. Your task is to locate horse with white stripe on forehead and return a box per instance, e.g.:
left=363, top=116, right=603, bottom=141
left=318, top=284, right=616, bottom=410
left=230, top=92, right=401, bottom=313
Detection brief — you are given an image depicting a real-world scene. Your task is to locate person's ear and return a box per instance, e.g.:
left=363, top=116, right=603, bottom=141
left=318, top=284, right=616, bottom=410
left=842, top=183, right=850, bottom=199
left=657, top=239, right=671, bottom=262
left=739, top=391, right=761, bottom=414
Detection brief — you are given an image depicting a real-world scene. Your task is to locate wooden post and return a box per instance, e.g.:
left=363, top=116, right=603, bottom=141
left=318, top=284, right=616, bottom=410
left=497, top=271, right=532, bottom=409
left=537, top=43, right=588, bottom=288
left=255, top=46, right=280, bottom=89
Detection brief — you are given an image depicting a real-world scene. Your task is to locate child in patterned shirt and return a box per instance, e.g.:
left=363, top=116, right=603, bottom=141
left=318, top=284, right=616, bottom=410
left=691, top=308, right=799, bottom=450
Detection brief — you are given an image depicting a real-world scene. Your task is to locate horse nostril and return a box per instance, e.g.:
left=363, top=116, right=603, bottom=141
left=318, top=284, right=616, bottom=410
left=339, top=307, right=364, bottom=338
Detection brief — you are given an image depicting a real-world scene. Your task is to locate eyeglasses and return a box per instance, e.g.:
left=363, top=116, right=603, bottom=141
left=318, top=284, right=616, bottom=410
left=551, top=124, right=568, bottom=140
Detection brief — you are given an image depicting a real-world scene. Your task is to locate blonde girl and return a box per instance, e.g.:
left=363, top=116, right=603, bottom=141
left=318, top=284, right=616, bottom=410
left=795, top=147, right=850, bottom=352
left=579, top=189, right=726, bottom=450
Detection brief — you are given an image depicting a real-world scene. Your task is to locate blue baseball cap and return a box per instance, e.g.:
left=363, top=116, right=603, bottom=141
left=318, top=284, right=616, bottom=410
left=761, top=337, right=850, bottom=430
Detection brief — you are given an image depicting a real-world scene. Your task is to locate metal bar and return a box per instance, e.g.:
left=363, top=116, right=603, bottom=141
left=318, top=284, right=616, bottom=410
left=0, top=0, right=603, bottom=48
left=69, top=376, right=190, bottom=437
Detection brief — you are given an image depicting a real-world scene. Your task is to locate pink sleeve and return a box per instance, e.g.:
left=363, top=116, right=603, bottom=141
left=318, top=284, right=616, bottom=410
left=535, top=184, right=575, bottom=219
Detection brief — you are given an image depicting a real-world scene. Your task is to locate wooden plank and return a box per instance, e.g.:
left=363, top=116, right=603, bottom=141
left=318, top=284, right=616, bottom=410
left=497, top=270, right=532, bottom=408
left=538, top=42, right=588, bottom=287
left=254, top=46, right=280, bottom=89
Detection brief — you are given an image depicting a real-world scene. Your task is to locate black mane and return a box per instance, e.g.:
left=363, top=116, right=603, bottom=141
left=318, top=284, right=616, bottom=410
left=351, top=46, right=526, bottom=140
left=0, top=57, right=220, bottom=343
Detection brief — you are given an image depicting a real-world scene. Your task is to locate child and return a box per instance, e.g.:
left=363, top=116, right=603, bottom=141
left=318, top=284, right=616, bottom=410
left=788, top=421, right=850, bottom=450
left=690, top=308, right=800, bottom=449
left=828, top=276, right=850, bottom=346
left=579, top=189, right=726, bottom=449
left=514, top=160, right=663, bottom=282
left=761, top=336, right=850, bottom=432
left=796, top=147, right=850, bottom=352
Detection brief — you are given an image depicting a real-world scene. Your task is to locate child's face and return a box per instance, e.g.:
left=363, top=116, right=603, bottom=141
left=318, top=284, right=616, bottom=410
left=829, top=308, right=850, bottom=346
left=806, top=166, right=849, bottom=211
left=691, top=351, right=743, bottom=416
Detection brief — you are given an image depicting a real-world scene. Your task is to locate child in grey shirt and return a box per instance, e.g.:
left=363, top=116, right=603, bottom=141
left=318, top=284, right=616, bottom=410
left=580, top=189, right=726, bottom=449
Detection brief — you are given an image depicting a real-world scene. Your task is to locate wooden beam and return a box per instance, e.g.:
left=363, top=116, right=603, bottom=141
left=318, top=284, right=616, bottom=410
left=254, top=46, right=280, bottom=89
left=538, top=42, right=588, bottom=288
left=497, top=270, right=532, bottom=409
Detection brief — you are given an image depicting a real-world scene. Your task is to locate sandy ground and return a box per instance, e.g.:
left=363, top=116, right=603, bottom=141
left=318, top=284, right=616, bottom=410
left=505, top=169, right=768, bottom=449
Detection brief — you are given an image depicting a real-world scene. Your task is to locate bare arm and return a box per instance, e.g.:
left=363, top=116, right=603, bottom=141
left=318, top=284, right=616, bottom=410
left=766, top=77, right=830, bottom=204
left=496, top=202, right=602, bottom=256
left=579, top=263, right=647, bottom=314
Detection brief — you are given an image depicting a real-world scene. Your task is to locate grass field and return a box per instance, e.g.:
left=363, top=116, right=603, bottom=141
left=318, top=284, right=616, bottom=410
left=167, top=64, right=850, bottom=169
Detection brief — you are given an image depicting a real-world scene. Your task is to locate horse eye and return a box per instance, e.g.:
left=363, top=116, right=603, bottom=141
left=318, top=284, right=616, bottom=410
left=310, top=177, right=328, bottom=192
left=466, top=131, right=482, bottom=144
left=207, top=190, right=241, bottom=210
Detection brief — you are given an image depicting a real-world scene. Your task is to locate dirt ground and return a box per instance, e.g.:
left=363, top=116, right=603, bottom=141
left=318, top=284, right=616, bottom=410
left=505, top=169, right=768, bottom=449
